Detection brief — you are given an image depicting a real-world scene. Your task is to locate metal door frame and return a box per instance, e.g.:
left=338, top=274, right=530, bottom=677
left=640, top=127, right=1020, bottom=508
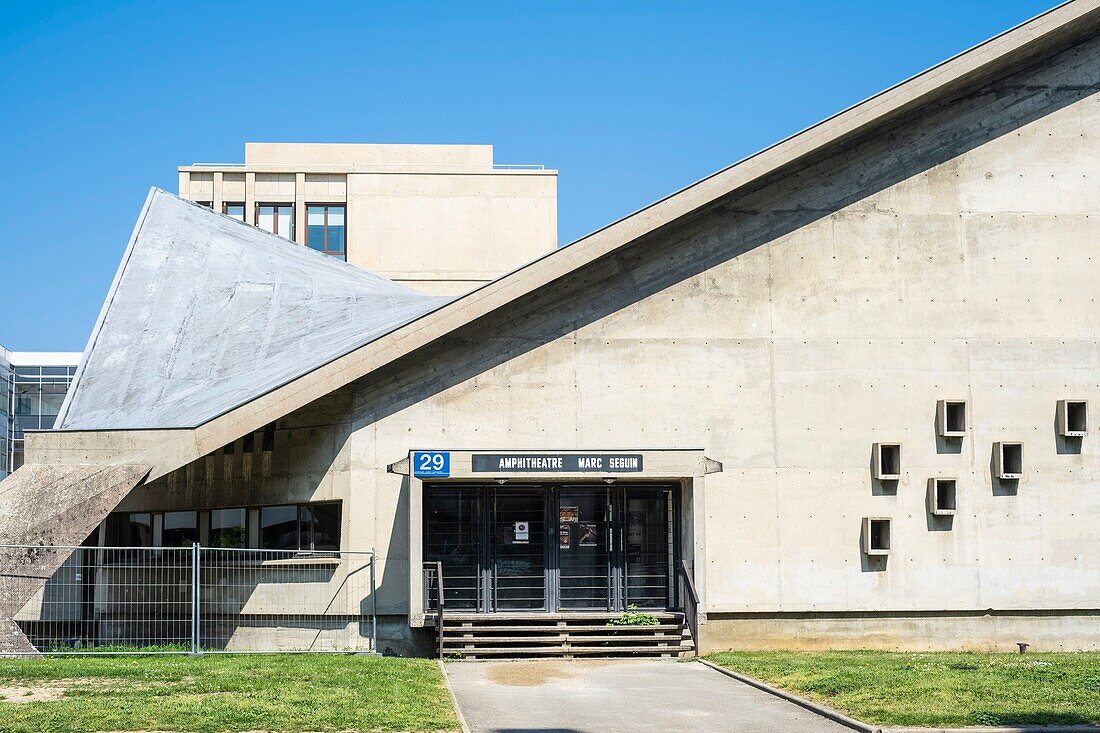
left=425, top=482, right=678, bottom=614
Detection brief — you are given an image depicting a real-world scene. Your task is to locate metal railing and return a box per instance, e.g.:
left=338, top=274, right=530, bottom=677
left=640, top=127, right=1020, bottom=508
left=422, top=562, right=445, bottom=659
left=2, top=544, right=376, bottom=655
left=677, top=559, right=700, bottom=650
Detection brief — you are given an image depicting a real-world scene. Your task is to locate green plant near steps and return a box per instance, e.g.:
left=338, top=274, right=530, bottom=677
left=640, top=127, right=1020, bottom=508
left=607, top=604, right=660, bottom=626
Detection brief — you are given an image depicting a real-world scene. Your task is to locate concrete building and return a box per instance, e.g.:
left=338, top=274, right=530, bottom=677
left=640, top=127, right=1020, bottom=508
left=178, top=143, right=558, bottom=295
left=0, top=347, right=80, bottom=480
left=4, top=1, right=1100, bottom=657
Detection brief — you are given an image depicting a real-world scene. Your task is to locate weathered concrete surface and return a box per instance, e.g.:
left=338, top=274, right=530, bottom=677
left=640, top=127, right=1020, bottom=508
left=0, top=463, right=149, bottom=655
left=14, top=5, right=1100, bottom=655
left=57, top=189, right=452, bottom=431
left=445, top=659, right=852, bottom=733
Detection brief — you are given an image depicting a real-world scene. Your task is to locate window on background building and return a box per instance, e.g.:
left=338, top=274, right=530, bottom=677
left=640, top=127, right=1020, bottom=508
left=223, top=202, right=245, bottom=222
left=8, top=364, right=77, bottom=473
left=37, top=382, right=66, bottom=430
left=162, top=511, right=198, bottom=547
left=210, top=508, right=247, bottom=548
left=260, top=503, right=341, bottom=551
left=194, top=201, right=213, bottom=208
left=306, top=205, right=346, bottom=259
left=256, top=203, right=294, bottom=240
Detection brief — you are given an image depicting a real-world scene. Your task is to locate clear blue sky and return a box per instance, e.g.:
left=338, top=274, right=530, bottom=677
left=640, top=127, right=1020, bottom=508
left=0, top=0, right=1053, bottom=350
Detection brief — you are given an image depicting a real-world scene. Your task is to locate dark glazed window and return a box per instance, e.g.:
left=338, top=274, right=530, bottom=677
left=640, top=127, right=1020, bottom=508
left=260, top=502, right=341, bottom=551
left=260, top=505, right=299, bottom=550
left=304, top=503, right=341, bottom=551
left=210, top=508, right=247, bottom=548
left=162, top=511, right=198, bottom=547
left=106, top=513, right=154, bottom=547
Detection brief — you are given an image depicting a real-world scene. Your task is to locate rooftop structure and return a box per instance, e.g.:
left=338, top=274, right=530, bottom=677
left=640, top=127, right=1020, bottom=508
left=179, top=143, right=558, bottom=295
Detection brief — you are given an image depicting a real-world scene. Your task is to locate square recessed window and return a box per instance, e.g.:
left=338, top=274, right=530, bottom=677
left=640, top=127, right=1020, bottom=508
left=994, top=442, right=1024, bottom=479
left=1058, top=400, right=1088, bottom=437
left=928, top=478, right=957, bottom=516
left=873, top=443, right=902, bottom=480
left=862, top=517, right=891, bottom=556
left=938, top=400, right=967, bottom=438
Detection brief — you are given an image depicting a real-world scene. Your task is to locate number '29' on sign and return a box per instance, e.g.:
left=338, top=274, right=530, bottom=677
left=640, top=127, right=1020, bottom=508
left=413, top=451, right=450, bottom=478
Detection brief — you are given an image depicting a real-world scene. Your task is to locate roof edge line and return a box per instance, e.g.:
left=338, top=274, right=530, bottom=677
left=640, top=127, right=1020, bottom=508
left=547, top=0, right=1092, bottom=260
left=191, top=2, right=1100, bottom=447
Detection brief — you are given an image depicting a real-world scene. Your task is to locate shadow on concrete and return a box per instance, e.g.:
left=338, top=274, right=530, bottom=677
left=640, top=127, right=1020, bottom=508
left=342, top=35, right=1100, bottom=448
left=989, top=449, right=1019, bottom=496
left=858, top=523, right=888, bottom=573
left=1054, top=408, right=1083, bottom=455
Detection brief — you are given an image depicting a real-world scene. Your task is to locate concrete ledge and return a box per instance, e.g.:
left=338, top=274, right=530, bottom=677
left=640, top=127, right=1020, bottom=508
left=696, top=658, right=880, bottom=733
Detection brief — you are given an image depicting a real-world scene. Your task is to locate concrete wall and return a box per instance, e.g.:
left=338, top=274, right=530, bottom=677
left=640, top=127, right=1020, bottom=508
left=136, top=33, right=1100, bottom=652
left=178, top=143, right=557, bottom=295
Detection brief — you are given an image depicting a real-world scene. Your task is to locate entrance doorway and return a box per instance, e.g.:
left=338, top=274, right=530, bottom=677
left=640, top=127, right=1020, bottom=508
left=423, top=484, right=676, bottom=613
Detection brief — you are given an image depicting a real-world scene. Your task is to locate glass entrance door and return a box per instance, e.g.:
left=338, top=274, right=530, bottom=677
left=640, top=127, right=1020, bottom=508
left=621, top=487, right=672, bottom=609
left=491, top=489, right=547, bottom=610
left=424, top=484, right=674, bottom=614
left=557, top=488, right=610, bottom=609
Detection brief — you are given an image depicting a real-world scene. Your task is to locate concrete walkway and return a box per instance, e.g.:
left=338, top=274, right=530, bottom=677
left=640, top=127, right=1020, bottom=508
left=444, top=658, right=854, bottom=733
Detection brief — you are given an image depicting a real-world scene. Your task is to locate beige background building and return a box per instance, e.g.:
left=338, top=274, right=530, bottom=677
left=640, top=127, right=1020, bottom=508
left=179, top=143, right=558, bottom=295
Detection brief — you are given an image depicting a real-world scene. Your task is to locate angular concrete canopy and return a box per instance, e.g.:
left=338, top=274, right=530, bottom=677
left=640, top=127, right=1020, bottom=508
left=57, top=189, right=452, bottom=430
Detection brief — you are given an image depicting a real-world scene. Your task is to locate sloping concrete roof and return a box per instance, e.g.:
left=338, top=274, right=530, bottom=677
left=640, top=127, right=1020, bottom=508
left=57, top=189, right=451, bottom=430
left=39, top=0, right=1100, bottom=462
left=185, top=0, right=1100, bottom=447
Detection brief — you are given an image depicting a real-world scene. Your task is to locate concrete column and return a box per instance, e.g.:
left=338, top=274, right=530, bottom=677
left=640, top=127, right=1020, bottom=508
left=177, top=171, right=188, bottom=197
left=245, top=172, right=256, bottom=225
left=212, top=171, right=224, bottom=212
left=295, top=172, right=307, bottom=245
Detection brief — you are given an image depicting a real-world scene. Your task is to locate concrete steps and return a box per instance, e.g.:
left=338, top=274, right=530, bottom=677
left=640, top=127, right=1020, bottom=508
left=435, top=612, right=694, bottom=659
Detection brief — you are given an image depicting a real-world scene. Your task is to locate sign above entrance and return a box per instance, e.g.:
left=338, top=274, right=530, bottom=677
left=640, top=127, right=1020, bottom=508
left=471, top=453, right=644, bottom=473
left=413, top=451, right=450, bottom=478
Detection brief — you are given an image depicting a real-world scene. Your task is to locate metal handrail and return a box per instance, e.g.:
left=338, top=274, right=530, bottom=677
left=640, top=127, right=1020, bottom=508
left=678, top=560, right=700, bottom=653
left=423, top=561, right=445, bottom=659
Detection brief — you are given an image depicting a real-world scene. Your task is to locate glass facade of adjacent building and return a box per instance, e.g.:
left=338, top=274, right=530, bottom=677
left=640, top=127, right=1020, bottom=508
left=0, top=348, right=80, bottom=479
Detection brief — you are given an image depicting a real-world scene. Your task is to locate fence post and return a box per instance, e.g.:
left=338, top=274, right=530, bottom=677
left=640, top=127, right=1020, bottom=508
left=370, top=548, right=378, bottom=654
left=191, top=542, right=201, bottom=655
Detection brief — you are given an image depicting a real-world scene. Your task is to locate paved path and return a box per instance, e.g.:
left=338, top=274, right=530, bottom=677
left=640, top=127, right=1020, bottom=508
left=445, top=658, right=854, bottom=733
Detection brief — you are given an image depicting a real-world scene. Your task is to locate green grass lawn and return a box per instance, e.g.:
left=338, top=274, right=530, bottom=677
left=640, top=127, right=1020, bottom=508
left=705, top=650, right=1100, bottom=728
left=0, top=653, right=459, bottom=733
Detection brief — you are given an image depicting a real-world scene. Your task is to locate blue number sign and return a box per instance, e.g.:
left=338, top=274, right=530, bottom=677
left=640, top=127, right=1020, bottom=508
left=413, top=451, right=450, bottom=478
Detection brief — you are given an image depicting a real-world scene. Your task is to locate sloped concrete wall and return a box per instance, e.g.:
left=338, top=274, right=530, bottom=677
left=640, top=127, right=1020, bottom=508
left=128, top=31, right=1100, bottom=650
left=0, top=463, right=149, bottom=655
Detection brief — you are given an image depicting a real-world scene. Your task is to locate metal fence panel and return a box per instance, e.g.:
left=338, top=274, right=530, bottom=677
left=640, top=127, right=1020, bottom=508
left=3, top=544, right=376, bottom=655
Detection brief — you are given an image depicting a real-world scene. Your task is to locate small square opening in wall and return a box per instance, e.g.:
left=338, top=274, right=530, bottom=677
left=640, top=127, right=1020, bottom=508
left=862, top=517, right=891, bottom=556
left=1057, top=400, right=1088, bottom=437
left=873, top=443, right=902, bottom=481
left=937, top=400, right=968, bottom=438
left=928, top=478, right=958, bottom=516
left=994, top=441, right=1024, bottom=480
